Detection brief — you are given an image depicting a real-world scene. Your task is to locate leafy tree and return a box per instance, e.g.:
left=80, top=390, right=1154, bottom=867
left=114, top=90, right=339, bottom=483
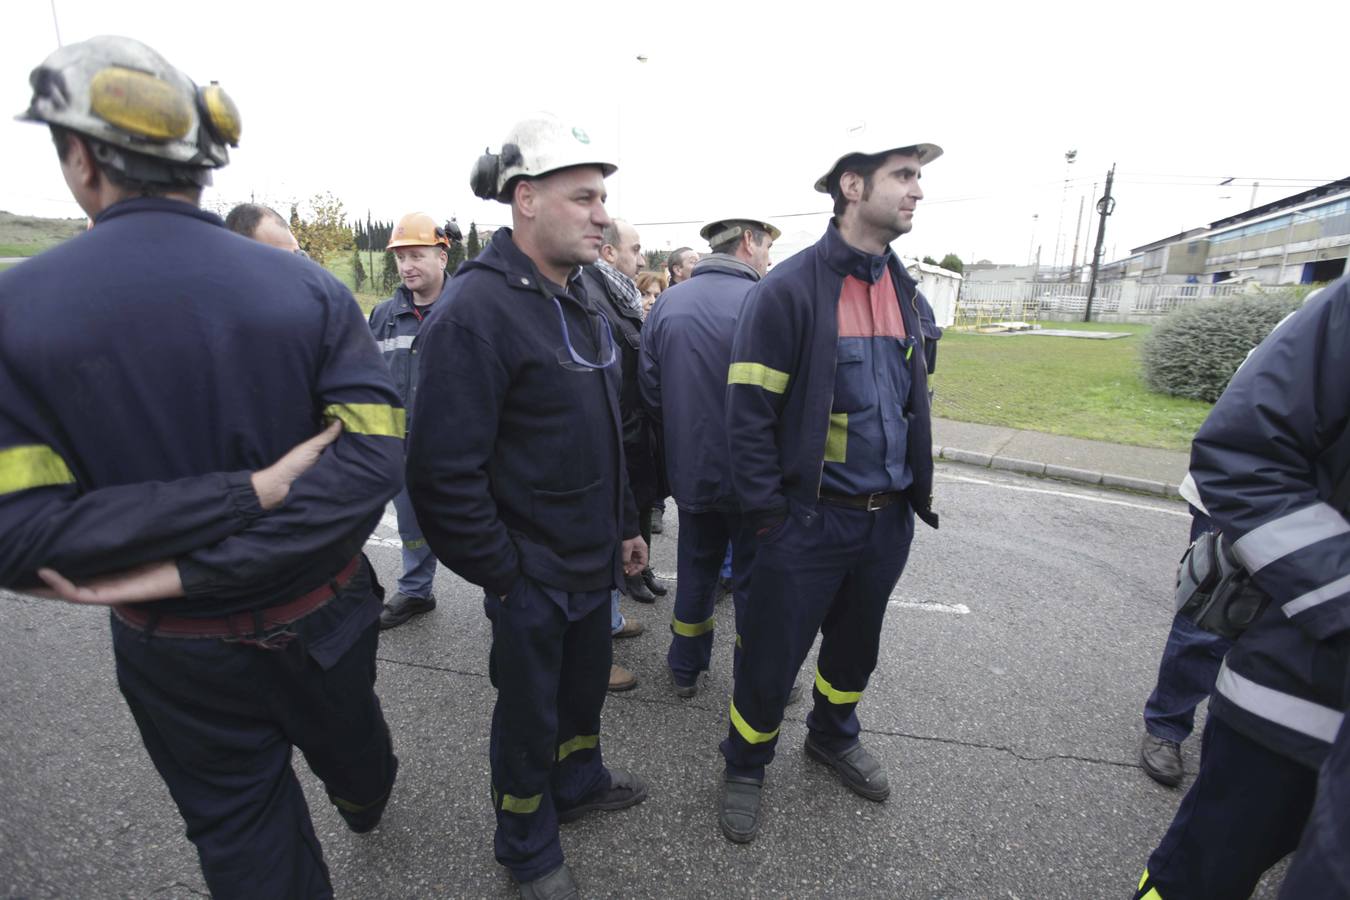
left=467, top=222, right=481, bottom=259
left=290, top=192, right=354, bottom=267
left=644, top=249, right=668, bottom=271
left=938, top=253, right=964, bottom=274
left=352, top=250, right=366, bottom=292
left=922, top=255, right=938, bottom=266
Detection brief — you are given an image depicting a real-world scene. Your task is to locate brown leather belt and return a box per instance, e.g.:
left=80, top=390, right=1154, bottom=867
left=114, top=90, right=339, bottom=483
left=112, top=556, right=361, bottom=639
left=818, top=490, right=902, bottom=512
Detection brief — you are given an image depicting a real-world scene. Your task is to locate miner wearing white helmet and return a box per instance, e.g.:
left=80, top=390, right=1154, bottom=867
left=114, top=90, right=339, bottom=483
left=406, top=114, right=649, bottom=899
left=0, top=36, right=405, bottom=897
left=717, top=135, right=945, bottom=844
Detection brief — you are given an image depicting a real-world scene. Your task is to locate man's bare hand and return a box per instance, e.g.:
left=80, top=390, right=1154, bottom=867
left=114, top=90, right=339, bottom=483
left=251, top=420, right=343, bottom=510
left=33, top=561, right=184, bottom=605
left=621, top=536, right=648, bottom=577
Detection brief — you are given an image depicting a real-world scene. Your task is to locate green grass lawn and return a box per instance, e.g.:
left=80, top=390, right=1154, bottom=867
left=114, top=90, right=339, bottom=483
left=931, top=322, right=1211, bottom=452
left=322, top=249, right=386, bottom=314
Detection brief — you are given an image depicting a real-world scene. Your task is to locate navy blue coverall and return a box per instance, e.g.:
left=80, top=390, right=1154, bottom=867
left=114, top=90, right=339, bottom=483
left=639, top=254, right=762, bottom=688
left=1135, top=275, right=1350, bottom=900
left=721, top=221, right=939, bottom=780
left=0, top=198, right=406, bottom=899
left=406, top=229, right=638, bottom=883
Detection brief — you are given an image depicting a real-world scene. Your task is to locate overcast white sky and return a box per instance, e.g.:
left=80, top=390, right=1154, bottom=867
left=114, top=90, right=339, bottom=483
left=2, top=0, right=1344, bottom=266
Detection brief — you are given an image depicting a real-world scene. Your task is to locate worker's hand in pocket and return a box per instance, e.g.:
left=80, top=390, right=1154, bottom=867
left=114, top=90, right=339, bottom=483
left=252, top=419, right=343, bottom=510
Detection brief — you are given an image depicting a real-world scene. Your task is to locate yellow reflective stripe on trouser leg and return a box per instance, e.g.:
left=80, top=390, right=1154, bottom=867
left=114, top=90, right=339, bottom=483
left=493, top=788, right=542, bottom=814
left=671, top=615, right=715, bottom=637
left=729, top=701, right=779, bottom=744
left=728, top=362, right=790, bottom=394
left=1135, top=868, right=1162, bottom=900
left=815, top=668, right=862, bottom=705
left=824, top=413, right=848, bottom=463
left=0, top=445, right=76, bottom=496
left=557, top=734, right=598, bottom=762
left=323, top=403, right=407, bottom=438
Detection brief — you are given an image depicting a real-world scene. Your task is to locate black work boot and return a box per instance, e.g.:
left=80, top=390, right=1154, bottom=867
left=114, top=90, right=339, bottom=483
left=719, top=774, right=764, bottom=843
left=624, top=573, right=657, bottom=604
left=379, top=593, right=436, bottom=630
left=641, top=567, right=669, bottom=597
left=1139, top=733, right=1184, bottom=787
left=804, top=736, right=890, bottom=801
left=517, top=863, right=579, bottom=900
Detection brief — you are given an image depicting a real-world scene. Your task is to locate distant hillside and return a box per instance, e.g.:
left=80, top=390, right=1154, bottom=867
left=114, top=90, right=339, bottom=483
left=0, top=210, right=86, bottom=257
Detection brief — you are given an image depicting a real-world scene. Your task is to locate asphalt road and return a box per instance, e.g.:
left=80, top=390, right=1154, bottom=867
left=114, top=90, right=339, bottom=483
left=0, top=464, right=1290, bottom=898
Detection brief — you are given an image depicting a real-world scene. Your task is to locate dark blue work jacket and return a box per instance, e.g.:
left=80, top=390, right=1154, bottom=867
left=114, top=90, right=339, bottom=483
left=368, top=275, right=452, bottom=426
left=0, top=198, right=405, bottom=616
left=1191, top=274, right=1350, bottom=769
left=406, top=228, right=637, bottom=598
left=639, top=254, right=760, bottom=513
left=725, top=220, right=941, bottom=532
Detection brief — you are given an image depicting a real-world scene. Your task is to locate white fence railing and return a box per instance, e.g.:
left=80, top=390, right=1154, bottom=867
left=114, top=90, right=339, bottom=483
left=956, top=280, right=1250, bottom=322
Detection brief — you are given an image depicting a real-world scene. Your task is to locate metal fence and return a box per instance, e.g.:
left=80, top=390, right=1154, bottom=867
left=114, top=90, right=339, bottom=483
left=1131, top=282, right=1246, bottom=314
left=955, top=280, right=1248, bottom=325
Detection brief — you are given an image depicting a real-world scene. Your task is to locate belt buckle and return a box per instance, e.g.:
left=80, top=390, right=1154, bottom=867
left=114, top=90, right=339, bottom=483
left=865, top=492, right=885, bottom=512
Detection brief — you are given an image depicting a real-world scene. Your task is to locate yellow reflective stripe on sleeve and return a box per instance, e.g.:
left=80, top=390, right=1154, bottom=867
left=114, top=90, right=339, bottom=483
left=671, top=615, right=715, bottom=638
left=323, top=403, right=406, bottom=438
left=403, top=538, right=427, bottom=551
left=729, top=701, right=779, bottom=744
left=815, top=668, right=862, bottom=705
left=728, top=362, right=790, bottom=394
left=824, top=413, right=848, bottom=463
left=0, top=445, right=76, bottom=496
left=500, top=792, right=542, bottom=814
left=557, top=734, right=598, bottom=762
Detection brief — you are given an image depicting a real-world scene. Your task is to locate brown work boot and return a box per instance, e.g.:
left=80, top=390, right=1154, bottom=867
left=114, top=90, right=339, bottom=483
left=613, top=618, right=644, bottom=639
left=608, top=664, right=637, bottom=692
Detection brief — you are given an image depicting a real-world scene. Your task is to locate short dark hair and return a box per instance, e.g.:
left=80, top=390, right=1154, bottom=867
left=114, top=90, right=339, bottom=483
left=710, top=227, right=766, bottom=258
left=667, top=247, right=694, bottom=275
left=827, top=147, right=921, bottom=216
left=49, top=125, right=203, bottom=203
left=225, top=203, right=286, bottom=237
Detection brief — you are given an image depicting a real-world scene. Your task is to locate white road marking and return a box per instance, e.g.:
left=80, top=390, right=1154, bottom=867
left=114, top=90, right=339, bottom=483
left=380, top=513, right=399, bottom=532
left=937, top=472, right=1190, bottom=518
left=889, top=598, right=970, bottom=615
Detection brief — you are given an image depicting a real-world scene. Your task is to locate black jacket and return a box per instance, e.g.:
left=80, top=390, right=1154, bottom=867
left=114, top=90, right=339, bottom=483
left=407, top=229, right=638, bottom=596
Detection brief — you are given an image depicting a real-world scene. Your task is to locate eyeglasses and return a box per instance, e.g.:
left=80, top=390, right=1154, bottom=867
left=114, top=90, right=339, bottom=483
left=551, top=296, right=616, bottom=370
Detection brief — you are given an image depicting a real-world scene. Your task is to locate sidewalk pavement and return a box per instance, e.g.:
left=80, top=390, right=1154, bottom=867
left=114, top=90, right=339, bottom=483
left=932, top=417, right=1189, bottom=499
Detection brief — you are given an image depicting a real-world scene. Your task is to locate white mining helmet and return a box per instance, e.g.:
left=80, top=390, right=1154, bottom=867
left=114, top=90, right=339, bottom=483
left=470, top=113, right=617, bottom=203
left=814, top=138, right=942, bottom=194
left=18, top=35, right=240, bottom=187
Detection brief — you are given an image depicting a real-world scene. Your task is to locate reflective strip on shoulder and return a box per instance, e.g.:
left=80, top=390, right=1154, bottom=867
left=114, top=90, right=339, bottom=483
left=729, top=701, right=779, bottom=744
left=814, top=668, right=862, bottom=705
left=0, top=445, right=76, bottom=496
left=324, top=403, right=406, bottom=438
left=1283, top=571, right=1350, bottom=618
left=728, top=361, right=790, bottom=394
left=824, top=413, right=848, bottom=463
left=378, top=335, right=416, bottom=353
left=557, top=734, right=598, bottom=762
left=1214, top=660, right=1344, bottom=744
left=1232, top=502, right=1350, bottom=574
left=671, top=614, right=715, bottom=638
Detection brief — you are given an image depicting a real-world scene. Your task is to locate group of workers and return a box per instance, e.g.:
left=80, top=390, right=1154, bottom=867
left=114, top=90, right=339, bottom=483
left=0, top=34, right=1346, bottom=900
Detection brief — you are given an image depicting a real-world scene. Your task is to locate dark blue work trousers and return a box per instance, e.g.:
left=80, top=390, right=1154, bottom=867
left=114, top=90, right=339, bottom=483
left=111, top=564, right=397, bottom=900
left=485, top=577, right=612, bottom=883
left=1135, top=716, right=1318, bottom=900
left=722, top=499, right=914, bottom=780
left=667, top=508, right=752, bottom=686
left=1280, top=686, right=1350, bottom=900
left=1142, top=510, right=1232, bottom=744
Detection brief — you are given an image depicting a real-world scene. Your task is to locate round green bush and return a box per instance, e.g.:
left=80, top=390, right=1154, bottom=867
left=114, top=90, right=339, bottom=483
left=1141, top=288, right=1308, bottom=402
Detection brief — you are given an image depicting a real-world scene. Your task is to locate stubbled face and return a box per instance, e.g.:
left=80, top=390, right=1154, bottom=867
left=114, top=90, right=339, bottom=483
left=532, top=166, right=612, bottom=270
left=746, top=232, right=774, bottom=276
left=253, top=216, right=300, bottom=253
left=604, top=219, right=643, bottom=280
left=852, top=152, right=924, bottom=239
left=394, top=245, right=446, bottom=296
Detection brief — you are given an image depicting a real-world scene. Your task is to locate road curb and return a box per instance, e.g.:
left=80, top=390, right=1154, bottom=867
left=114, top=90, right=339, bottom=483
left=933, top=445, right=1182, bottom=500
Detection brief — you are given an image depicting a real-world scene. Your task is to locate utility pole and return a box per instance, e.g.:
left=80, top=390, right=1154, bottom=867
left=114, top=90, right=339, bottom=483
left=1083, top=164, right=1116, bottom=323
left=1068, top=195, right=1085, bottom=282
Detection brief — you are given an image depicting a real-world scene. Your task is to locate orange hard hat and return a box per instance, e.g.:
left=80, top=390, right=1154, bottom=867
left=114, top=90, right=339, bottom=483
left=387, top=212, right=449, bottom=249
